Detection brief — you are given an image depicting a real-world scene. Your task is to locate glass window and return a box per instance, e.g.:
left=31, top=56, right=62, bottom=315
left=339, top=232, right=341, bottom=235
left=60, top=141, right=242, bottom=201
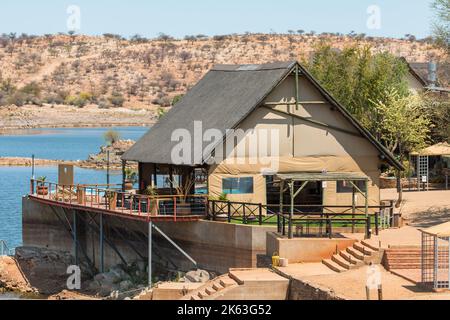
left=222, top=177, right=254, bottom=194
left=337, top=180, right=367, bottom=193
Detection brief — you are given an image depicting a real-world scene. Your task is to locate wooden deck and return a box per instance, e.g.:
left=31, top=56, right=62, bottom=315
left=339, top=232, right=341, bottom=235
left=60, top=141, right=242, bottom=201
left=29, top=180, right=207, bottom=223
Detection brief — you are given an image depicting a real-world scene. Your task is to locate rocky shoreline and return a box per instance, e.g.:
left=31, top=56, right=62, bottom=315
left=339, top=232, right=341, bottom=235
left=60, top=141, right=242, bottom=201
left=0, top=104, right=156, bottom=135
left=0, top=247, right=215, bottom=300
left=0, top=140, right=137, bottom=170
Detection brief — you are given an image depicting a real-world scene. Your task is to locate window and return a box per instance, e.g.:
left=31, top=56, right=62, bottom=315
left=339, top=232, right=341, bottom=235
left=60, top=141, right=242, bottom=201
left=337, top=180, right=367, bottom=193
left=222, top=177, right=254, bottom=194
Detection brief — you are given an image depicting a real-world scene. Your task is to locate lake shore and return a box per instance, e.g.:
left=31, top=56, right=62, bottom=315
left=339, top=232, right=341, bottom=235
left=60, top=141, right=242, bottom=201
left=0, top=104, right=156, bottom=134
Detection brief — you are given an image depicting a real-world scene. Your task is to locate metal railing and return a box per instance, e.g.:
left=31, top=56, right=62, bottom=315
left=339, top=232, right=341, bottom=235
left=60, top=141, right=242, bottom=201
left=0, top=240, right=14, bottom=257
left=30, top=179, right=208, bottom=221
left=208, top=200, right=395, bottom=238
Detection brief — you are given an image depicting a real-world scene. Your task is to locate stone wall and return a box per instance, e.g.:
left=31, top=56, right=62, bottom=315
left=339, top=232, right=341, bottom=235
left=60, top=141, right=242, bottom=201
left=288, top=278, right=347, bottom=300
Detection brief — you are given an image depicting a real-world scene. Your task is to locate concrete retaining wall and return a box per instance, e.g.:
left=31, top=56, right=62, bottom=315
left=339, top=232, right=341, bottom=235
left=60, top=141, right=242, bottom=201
left=22, top=197, right=276, bottom=273
left=266, top=232, right=356, bottom=263
left=288, top=278, right=347, bottom=300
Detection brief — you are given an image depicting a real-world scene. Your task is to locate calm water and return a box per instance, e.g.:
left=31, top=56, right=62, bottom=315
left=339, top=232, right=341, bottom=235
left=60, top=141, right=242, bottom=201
left=0, top=127, right=148, bottom=160
left=0, top=127, right=148, bottom=250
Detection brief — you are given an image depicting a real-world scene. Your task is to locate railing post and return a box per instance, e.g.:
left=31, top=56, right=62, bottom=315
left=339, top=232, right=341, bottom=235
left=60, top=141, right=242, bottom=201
left=389, top=200, right=395, bottom=228
left=227, top=202, right=231, bottom=223
left=243, top=205, right=247, bottom=224
left=211, top=200, right=216, bottom=221
left=259, top=204, right=263, bottom=226
left=375, top=212, right=379, bottom=236
left=173, top=196, right=177, bottom=222
left=366, top=216, right=372, bottom=239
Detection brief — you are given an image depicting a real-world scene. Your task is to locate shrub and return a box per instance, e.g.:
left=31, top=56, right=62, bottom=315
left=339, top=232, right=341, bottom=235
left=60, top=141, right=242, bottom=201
left=104, top=130, right=121, bottom=145
left=108, top=92, right=125, bottom=107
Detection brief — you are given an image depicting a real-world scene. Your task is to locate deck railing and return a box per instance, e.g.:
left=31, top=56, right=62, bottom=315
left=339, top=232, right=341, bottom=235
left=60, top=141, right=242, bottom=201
left=29, top=179, right=208, bottom=221
left=208, top=200, right=395, bottom=238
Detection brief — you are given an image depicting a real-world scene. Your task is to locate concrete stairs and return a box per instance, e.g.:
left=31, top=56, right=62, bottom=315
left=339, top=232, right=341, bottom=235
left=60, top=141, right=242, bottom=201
left=182, top=274, right=239, bottom=301
left=322, top=240, right=380, bottom=273
left=384, top=248, right=423, bottom=270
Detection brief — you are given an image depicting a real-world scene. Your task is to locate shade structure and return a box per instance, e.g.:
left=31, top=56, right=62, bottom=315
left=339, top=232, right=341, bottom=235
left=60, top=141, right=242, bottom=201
left=411, top=143, right=450, bottom=157
left=422, top=221, right=450, bottom=238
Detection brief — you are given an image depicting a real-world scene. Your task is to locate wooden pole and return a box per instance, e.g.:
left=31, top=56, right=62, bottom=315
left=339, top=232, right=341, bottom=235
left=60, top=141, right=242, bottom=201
left=289, top=182, right=294, bottom=239
left=148, top=221, right=152, bottom=287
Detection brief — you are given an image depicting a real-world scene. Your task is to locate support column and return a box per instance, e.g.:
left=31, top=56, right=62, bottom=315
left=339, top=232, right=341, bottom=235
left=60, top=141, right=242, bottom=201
left=99, top=213, right=104, bottom=273
left=365, top=179, right=370, bottom=239
left=121, top=160, right=126, bottom=192
left=289, top=182, right=294, bottom=239
left=73, top=211, right=78, bottom=265
left=448, top=237, right=450, bottom=290
left=278, top=180, right=284, bottom=234
left=148, top=221, right=153, bottom=287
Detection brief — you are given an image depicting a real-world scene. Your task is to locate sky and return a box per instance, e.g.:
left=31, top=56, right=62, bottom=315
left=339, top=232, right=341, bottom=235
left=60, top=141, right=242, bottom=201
left=0, top=0, right=435, bottom=39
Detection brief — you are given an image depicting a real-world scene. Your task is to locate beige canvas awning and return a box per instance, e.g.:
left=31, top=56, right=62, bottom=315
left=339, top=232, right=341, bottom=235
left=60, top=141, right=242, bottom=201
left=276, top=172, right=368, bottom=182
left=411, top=143, right=450, bottom=156
left=422, top=221, right=450, bottom=237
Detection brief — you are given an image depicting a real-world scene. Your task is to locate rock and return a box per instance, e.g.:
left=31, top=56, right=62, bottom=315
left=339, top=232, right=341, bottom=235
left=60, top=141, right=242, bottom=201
left=119, top=280, right=133, bottom=291
left=184, top=269, right=210, bottom=283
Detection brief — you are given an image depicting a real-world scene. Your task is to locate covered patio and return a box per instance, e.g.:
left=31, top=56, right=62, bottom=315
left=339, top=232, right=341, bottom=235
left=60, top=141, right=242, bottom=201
left=276, top=172, right=371, bottom=239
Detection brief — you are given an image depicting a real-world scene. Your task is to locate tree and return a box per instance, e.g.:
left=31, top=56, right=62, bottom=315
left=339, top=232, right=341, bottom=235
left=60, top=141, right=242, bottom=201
left=306, top=44, right=409, bottom=137
left=431, top=0, right=450, bottom=54
left=104, top=130, right=121, bottom=145
left=370, top=90, right=431, bottom=155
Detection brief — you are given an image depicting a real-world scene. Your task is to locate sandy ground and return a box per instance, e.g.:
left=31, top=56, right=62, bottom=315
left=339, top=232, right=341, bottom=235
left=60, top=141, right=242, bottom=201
left=0, top=104, right=156, bottom=132
left=300, top=265, right=450, bottom=300
left=381, top=188, right=450, bottom=228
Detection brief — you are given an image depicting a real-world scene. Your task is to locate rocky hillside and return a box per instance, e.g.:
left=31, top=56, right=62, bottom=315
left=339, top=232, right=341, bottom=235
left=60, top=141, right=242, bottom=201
left=0, top=33, right=447, bottom=111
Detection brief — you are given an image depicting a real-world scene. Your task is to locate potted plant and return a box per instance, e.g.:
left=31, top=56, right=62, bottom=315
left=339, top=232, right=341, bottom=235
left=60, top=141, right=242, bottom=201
left=36, top=176, right=48, bottom=196
left=124, top=168, right=138, bottom=191
left=105, top=190, right=118, bottom=211
left=170, top=171, right=196, bottom=216
left=142, top=185, right=158, bottom=215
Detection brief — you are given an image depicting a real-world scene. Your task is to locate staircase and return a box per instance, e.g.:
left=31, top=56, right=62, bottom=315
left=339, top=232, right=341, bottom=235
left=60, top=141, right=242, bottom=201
left=322, top=240, right=380, bottom=273
left=384, top=247, right=423, bottom=270
left=181, top=274, right=239, bottom=300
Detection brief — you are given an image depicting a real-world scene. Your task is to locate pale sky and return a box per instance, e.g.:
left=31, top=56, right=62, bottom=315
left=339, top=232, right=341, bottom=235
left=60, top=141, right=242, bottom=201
left=0, top=0, right=435, bottom=39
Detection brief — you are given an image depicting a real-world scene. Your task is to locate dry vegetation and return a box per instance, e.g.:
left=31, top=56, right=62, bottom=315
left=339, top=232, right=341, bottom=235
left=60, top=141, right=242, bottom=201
left=0, top=33, right=446, bottom=115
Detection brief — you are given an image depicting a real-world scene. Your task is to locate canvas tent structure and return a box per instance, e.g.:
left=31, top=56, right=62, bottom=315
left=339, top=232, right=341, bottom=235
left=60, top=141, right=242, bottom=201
left=123, top=61, right=403, bottom=229
left=410, top=143, right=450, bottom=191
left=421, top=222, right=450, bottom=291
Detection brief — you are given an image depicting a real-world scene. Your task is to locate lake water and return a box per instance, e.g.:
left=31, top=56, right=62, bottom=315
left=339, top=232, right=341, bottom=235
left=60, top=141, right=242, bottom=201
left=0, top=127, right=148, bottom=250
left=0, top=127, right=148, bottom=160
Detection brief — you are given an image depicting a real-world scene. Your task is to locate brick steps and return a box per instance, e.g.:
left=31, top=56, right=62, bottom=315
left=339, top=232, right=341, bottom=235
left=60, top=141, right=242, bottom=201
left=182, top=275, right=239, bottom=301
left=322, top=241, right=378, bottom=273
left=384, top=248, right=423, bottom=271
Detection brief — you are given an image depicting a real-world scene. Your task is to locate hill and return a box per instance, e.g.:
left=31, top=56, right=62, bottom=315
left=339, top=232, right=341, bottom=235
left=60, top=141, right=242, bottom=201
left=0, top=33, right=447, bottom=121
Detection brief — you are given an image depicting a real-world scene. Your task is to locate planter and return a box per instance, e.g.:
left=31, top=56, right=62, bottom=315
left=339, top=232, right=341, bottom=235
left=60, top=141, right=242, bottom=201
left=214, top=214, right=229, bottom=222
left=77, top=189, right=86, bottom=205
left=37, top=186, right=49, bottom=196
left=108, top=193, right=118, bottom=211
left=124, top=181, right=134, bottom=191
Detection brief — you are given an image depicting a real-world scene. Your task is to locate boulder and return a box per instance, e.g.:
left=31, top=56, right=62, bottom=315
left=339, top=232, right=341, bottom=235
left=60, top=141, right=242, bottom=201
left=184, top=269, right=210, bottom=283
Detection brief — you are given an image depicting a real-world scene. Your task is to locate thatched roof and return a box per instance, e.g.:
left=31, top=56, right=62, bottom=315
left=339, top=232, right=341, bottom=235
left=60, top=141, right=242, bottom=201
left=422, top=221, right=450, bottom=238
left=123, top=61, right=403, bottom=170
left=411, top=143, right=450, bottom=156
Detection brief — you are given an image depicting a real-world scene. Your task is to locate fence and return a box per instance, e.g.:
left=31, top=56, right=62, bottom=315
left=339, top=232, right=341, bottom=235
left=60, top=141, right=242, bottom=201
left=208, top=200, right=395, bottom=238
left=30, top=179, right=208, bottom=221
